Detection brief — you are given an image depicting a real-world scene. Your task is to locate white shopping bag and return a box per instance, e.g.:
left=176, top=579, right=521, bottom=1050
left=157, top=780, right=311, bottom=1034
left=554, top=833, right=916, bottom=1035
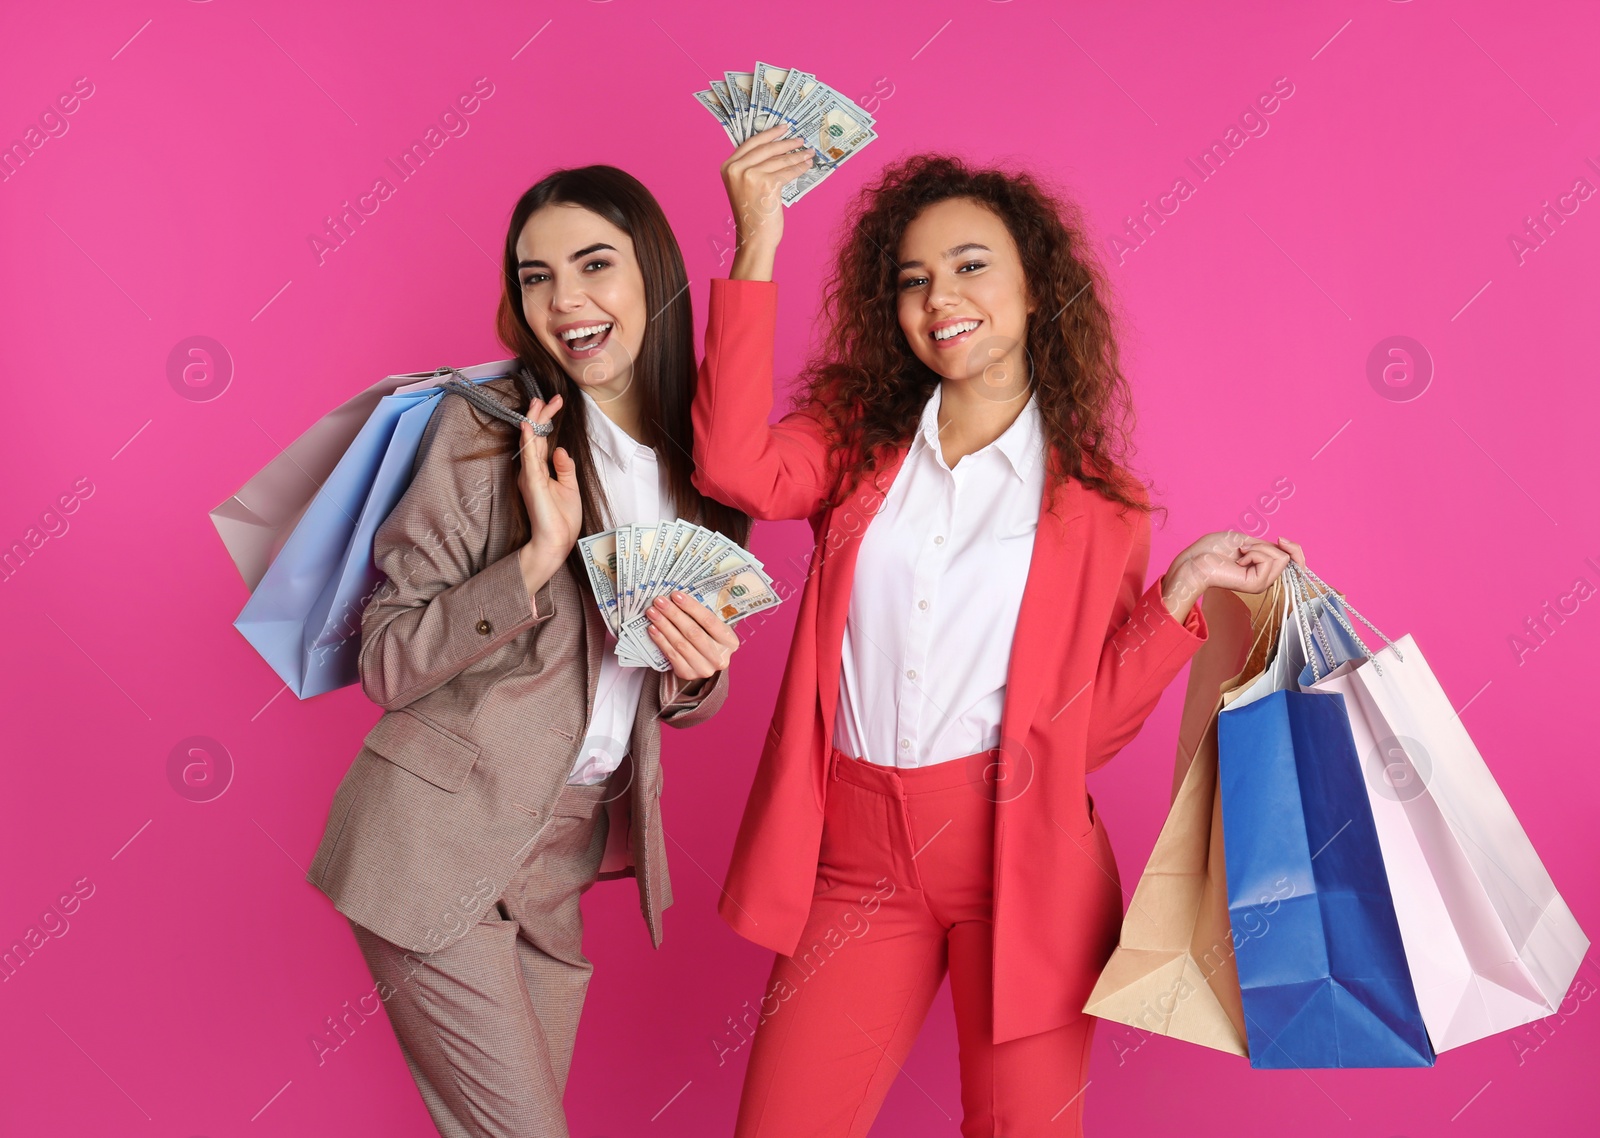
left=1291, top=564, right=1589, bottom=1052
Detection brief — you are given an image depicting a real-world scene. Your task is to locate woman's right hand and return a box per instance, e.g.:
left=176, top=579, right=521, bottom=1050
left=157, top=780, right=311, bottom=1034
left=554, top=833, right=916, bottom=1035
left=515, top=392, right=581, bottom=589
left=722, top=124, right=813, bottom=281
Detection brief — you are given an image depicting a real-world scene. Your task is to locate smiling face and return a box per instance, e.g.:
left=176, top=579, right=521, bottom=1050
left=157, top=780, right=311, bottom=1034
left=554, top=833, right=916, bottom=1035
left=895, top=196, right=1035, bottom=393
left=515, top=202, right=648, bottom=400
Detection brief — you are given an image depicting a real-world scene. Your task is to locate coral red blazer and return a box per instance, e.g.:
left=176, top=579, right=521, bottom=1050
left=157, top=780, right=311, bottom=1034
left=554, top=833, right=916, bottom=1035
left=691, top=278, right=1209, bottom=1043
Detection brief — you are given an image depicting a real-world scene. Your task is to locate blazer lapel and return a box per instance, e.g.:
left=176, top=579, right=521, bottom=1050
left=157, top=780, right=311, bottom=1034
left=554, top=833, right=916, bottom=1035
left=580, top=565, right=605, bottom=725
left=816, top=445, right=911, bottom=746
left=996, top=475, right=1088, bottom=769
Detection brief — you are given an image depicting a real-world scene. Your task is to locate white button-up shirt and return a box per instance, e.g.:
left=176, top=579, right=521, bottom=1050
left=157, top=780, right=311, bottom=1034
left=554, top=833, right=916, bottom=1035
left=568, top=388, right=671, bottom=785
left=833, top=385, right=1046, bottom=768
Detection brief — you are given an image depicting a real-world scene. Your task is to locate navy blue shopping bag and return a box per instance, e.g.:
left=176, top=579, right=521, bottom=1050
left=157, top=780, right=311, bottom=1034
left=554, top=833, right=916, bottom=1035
left=1217, top=688, right=1434, bottom=1068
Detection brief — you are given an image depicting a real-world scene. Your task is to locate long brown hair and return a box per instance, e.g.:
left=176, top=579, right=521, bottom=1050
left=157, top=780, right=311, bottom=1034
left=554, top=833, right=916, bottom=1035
left=458, top=165, right=749, bottom=584
left=798, top=153, right=1157, bottom=521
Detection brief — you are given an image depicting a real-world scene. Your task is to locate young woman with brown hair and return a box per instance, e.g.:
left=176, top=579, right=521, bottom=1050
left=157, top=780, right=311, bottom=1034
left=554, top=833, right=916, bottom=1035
left=308, top=165, right=748, bottom=1138
left=691, top=131, right=1305, bottom=1136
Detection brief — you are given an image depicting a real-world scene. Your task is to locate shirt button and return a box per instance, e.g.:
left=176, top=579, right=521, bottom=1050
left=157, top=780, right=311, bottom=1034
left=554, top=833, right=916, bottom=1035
left=475, top=619, right=492, bottom=636
left=933, top=535, right=945, bottom=545
left=906, top=669, right=917, bottom=680
left=900, top=738, right=910, bottom=750
left=917, top=599, right=928, bottom=610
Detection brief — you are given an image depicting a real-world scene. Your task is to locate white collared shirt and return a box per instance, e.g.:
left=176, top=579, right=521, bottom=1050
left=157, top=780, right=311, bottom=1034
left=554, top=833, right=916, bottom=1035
left=568, top=388, right=672, bottom=785
left=832, top=385, right=1046, bottom=768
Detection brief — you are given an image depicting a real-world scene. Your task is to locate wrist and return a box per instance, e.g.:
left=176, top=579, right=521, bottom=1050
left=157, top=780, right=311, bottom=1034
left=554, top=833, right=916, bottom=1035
left=1160, top=557, right=1206, bottom=619
left=518, top=541, right=566, bottom=597
left=730, top=234, right=779, bottom=281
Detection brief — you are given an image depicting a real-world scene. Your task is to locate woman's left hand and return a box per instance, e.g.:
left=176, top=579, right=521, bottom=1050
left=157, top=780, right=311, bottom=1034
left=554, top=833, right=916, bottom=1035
left=1165, top=533, right=1307, bottom=611
left=645, top=590, right=741, bottom=682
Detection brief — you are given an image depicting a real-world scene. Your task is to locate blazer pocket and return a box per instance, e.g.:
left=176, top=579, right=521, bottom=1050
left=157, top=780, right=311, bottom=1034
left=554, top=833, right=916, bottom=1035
left=361, top=709, right=481, bottom=793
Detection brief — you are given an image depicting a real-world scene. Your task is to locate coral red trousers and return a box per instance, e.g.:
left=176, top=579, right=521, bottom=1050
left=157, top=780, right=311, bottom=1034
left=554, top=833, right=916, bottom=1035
left=734, top=748, right=1097, bottom=1138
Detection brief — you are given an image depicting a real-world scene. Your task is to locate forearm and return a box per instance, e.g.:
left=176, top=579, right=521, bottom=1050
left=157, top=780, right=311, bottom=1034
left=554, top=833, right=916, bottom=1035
left=1084, top=578, right=1209, bottom=772
left=360, top=549, right=555, bottom=711
left=730, top=235, right=778, bottom=282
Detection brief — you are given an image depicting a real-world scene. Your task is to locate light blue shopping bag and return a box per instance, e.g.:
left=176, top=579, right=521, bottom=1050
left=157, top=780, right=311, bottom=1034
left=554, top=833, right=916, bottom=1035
left=232, top=361, right=529, bottom=698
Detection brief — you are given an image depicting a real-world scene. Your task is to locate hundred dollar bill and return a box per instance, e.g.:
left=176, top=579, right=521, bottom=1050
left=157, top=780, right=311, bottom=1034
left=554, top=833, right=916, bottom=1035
left=682, top=532, right=737, bottom=587
left=694, top=89, right=739, bottom=144
left=709, top=80, right=745, bottom=143
left=791, top=126, right=876, bottom=204
left=632, top=523, right=669, bottom=624
left=614, top=523, right=635, bottom=624
left=689, top=563, right=782, bottom=624
left=769, top=68, right=817, bottom=132
left=724, top=71, right=756, bottom=141
left=752, top=61, right=792, bottom=133
left=658, top=525, right=711, bottom=599
left=782, top=87, right=877, bottom=205
left=640, top=520, right=676, bottom=614
left=648, top=522, right=695, bottom=601
left=577, top=530, right=621, bottom=633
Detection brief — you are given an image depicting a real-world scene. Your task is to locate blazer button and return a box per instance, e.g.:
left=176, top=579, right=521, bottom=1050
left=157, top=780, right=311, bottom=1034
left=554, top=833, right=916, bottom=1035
left=475, top=619, right=492, bottom=636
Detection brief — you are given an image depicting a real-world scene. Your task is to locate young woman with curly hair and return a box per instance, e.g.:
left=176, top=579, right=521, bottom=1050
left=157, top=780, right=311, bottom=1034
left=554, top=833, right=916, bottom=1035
left=690, top=130, right=1305, bottom=1137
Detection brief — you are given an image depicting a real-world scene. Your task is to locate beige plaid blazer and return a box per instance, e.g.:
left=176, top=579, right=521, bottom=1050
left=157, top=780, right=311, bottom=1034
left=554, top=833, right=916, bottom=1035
left=307, top=376, right=729, bottom=956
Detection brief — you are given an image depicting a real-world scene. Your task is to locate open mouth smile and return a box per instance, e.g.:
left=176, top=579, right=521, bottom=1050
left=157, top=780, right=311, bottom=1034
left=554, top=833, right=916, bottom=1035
left=555, top=322, right=614, bottom=359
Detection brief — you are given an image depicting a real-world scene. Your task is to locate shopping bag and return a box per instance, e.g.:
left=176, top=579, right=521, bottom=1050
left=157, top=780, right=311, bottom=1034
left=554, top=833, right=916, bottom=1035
left=1083, top=579, right=1287, bottom=1055
left=1217, top=569, right=1434, bottom=1068
left=219, top=360, right=524, bottom=698
left=209, top=360, right=517, bottom=590
left=1293, top=563, right=1590, bottom=1052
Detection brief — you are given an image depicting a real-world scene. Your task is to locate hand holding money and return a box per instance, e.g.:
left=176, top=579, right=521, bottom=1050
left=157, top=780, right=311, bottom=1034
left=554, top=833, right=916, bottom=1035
left=695, top=62, right=879, bottom=222
left=643, top=589, right=741, bottom=684
left=722, top=125, right=813, bottom=278
left=577, top=522, right=784, bottom=673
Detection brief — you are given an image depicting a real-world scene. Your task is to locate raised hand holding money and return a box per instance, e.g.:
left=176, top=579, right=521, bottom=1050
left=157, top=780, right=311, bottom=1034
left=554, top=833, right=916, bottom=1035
left=722, top=124, right=813, bottom=280
left=695, top=63, right=878, bottom=216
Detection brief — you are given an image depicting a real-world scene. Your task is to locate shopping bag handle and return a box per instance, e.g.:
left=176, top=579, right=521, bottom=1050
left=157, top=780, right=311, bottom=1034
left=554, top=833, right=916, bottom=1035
left=1286, top=565, right=1325, bottom=680
left=1284, top=562, right=1405, bottom=677
left=436, top=364, right=556, bottom=436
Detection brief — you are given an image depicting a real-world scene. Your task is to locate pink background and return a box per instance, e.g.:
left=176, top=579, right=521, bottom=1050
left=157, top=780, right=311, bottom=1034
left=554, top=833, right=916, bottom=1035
left=2, top=1, right=1596, bottom=1135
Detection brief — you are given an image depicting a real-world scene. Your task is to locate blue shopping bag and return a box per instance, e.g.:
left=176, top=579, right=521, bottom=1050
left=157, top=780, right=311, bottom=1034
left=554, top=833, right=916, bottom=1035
left=1217, top=579, right=1434, bottom=1068
left=232, top=362, right=525, bottom=698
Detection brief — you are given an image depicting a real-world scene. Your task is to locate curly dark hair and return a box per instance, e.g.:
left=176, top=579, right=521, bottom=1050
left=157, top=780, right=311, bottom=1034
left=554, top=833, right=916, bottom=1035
left=797, top=152, right=1158, bottom=522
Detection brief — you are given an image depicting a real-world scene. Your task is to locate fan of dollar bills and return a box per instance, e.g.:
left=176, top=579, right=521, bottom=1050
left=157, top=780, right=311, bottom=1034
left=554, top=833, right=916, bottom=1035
left=693, top=62, right=878, bottom=206
left=578, top=522, right=783, bottom=671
